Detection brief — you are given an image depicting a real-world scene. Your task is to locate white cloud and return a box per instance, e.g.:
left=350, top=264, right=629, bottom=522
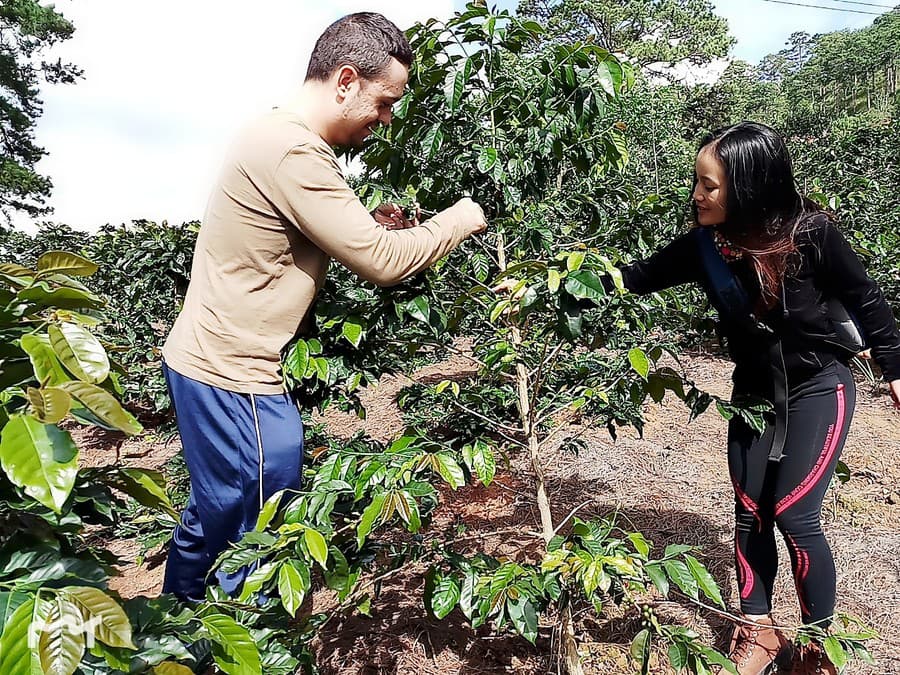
left=18, top=0, right=454, bottom=232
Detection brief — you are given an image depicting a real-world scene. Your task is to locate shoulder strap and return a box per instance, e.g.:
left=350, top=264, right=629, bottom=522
left=693, top=227, right=752, bottom=321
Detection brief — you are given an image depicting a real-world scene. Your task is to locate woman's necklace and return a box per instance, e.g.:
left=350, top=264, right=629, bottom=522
left=713, top=228, right=744, bottom=261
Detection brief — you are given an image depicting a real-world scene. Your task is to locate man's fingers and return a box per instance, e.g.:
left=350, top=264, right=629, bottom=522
left=373, top=203, right=418, bottom=229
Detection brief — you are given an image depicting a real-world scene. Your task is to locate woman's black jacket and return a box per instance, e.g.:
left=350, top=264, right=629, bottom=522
left=616, top=214, right=900, bottom=386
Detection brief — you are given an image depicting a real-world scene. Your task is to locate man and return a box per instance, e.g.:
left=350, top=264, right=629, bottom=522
left=161, top=12, right=487, bottom=601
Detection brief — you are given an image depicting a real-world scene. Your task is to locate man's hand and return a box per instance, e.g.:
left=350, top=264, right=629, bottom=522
left=889, top=379, right=900, bottom=410
left=373, top=203, right=419, bottom=230
left=448, top=197, right=487, bottom=235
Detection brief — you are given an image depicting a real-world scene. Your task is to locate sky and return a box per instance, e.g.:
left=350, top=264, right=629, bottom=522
left=12, top=0, right=890, bottom=231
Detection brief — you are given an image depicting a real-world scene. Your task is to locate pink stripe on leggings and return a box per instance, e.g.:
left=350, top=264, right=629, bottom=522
left=775, top=384, right=846, bottom=516
left=733, top=478, right=764, bottom=531
left=786, top=534, right=811, bottom=617
left=736, top=532, right=755, bottom=600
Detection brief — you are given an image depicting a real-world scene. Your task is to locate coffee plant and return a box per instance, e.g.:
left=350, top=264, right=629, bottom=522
left=0, top=253, right=299, bottom=675
left=0, top=3, right=886, bottom=673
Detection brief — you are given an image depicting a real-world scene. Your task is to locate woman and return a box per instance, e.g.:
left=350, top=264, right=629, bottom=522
left=613, top=122, right=900, bottom=675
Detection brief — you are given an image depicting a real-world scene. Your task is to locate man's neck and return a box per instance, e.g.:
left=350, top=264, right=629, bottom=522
left=283, top=82, right=336, bottom=145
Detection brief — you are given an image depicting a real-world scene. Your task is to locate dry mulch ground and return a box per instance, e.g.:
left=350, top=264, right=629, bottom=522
left=90, top=353, right=900, bottom=674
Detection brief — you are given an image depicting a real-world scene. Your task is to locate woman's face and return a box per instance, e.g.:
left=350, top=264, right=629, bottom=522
left=693, top=146, right=727, bottom=227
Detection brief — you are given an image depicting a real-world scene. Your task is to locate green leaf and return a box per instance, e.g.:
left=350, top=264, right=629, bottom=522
left=684, top=555, right=725, bottom=608
left=387, top=435, right=418, bottom=454
left=506, top=596, right=538, bottom=644
left=663, top=559, right=698, bottom=600
left=477, top=147, right=498, bottom=174
left=395, top=491, right=422, bottom=532
left=626, top=532, right=651, bottom=557
left=62, top=586, right=136, bottom=650
left=595, top=61, right=616, bottom=98
left=0, top=262, right=33, bottom=278
left=48, top=323, right=110, bottom=384
left=547, top=269, right=561, bottom=293
left=668, top=641, right=689, bottom=671
left=630, top=628, right=651, bottom=665
left=435, top=453, right=466, bottom=489
left=428, top=574, right=461, bottom=620
left=834, top=460, right=851, bottom=484
left=58, top=381, right=143, bottom=435
left=341, top=320, right=364, bottom=348
left=313, top=357, right=329, bottom=382
left=277, top=561, right=309, bottom=618
left=200, top=613, right=262, bottom=675
left=664, top=544, right=694, bottom=558
left=20, top=334, right=69, bottom=387
left=255, top=490, right=283, bottom=532
left=489, top=299, right=511, bottom=323
left=16, top=286, right=102, bottom=311
left=566, top=251, right=586, bottom=271
left=564, top=269, right=605, bottom=302
left=0, top=415, right=78, bottom=513
left=459, top=570, right=478, bottom=621
left=422, top=123, right=444, bottom=159
left=36, top=252, right=98, bottom=277
left=237, top=563, right=278, bottom=602
left=392, top=94, right=411, bottom=121
left=0, top=598, right=38, bottom=675
left=645, top=563, right=669, bottom=597
left=0, top=592, right=29, bottom=628
left=557, top=295, right=584, bottom=340
left=356, top=493, right=386, bottom=548
left=462, top=440, right=496, bottom=487
left=106, top=467, right=178, bottom=519
left=628, top=348, right=650, bottom=380
left=405, top=296, right=430, bottom=324
left=304, top=528, right=329, bottom=568
left=39, top=594, right=86, bottom=675
left=284, top=341, right=309, bottom=380
left=609, top=129, right=629, bottom=169
left=153, top=664, right=196, bottom=675
left=823, top=637, right=848, bottom=669
left=470, top=252, right=491, bottom=282
left=697, top=645, right=738, bottom=673
left=347, top=371, right=363, bottom=393
left=27, top=387, right=71, bottom=425
left=444, top=67, right=467, bottom=111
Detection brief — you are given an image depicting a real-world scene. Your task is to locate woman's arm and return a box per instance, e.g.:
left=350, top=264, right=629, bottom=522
left=613, top=230, right=704, bottom=295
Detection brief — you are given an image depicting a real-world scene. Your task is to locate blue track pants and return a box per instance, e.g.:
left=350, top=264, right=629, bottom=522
left=161, top=363, right=303, bottom=601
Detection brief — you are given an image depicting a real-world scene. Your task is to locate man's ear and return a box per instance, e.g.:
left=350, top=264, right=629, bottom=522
left=335, top=65, right=359, bottom=98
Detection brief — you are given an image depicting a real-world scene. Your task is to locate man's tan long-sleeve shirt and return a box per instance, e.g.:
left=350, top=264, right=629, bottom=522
left=163, top=109, right=472, bottom=394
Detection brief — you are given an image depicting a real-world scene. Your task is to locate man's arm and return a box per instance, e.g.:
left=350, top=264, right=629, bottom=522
left=271, top=142, right=485, bottom=287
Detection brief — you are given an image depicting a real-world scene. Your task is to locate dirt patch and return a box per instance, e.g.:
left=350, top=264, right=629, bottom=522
left=94, top=352, right=900, bottom=673
left=74, top=422, right=180, bottom=599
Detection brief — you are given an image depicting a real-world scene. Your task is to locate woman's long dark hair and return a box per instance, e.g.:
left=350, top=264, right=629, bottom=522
left=694, top=121, right=820, bottom=310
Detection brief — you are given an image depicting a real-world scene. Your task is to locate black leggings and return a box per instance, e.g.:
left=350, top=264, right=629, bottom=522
left=728, top=361, right=855, bottom=625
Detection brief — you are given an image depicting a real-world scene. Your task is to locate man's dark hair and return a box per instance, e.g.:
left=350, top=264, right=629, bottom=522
left=305, top=12, right=412, bottom=82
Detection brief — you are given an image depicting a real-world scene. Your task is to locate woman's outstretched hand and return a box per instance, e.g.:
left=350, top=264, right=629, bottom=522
left=889, top=379, right=900, bottom=410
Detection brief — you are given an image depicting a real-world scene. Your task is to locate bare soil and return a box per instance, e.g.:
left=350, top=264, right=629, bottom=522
left=89, top=353, right=900, bottom=674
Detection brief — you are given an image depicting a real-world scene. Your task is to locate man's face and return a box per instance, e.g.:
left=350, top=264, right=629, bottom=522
left=335, top=57, right=408, bottom=147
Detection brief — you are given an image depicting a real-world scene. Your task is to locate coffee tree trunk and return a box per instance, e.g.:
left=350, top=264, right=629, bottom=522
left=496, top=234, right=584, bottom=675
